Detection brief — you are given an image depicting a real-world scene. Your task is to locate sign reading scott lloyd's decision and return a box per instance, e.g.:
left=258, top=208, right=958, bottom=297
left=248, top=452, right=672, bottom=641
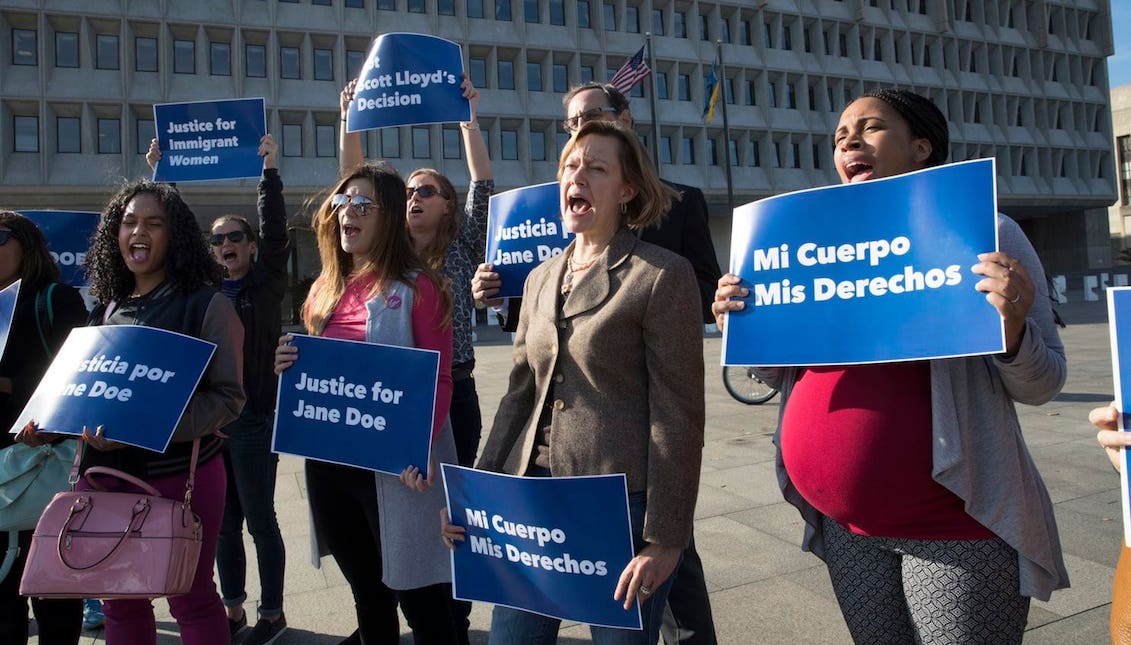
left=345, top=33, right=470, bottom=131
left=152, top=97, right=267, bottom=182
left=723, top=158, right=1003, bottom=366
left=272, top=334, right=440, bottom=476
left=442, top=465, right=640, bottom=630
left=485, top=182, right=573, bottom=298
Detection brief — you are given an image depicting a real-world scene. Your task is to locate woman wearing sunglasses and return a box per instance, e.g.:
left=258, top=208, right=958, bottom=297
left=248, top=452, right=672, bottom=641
left=274, top=162, right=461, bottom=645
left=148, top=135, right=291, bottom=644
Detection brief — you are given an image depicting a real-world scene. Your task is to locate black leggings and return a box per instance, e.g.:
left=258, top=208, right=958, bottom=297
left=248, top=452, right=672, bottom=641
left=305, top=460, right=458, bottom=645
left=0, top=530, right=82, bottom=645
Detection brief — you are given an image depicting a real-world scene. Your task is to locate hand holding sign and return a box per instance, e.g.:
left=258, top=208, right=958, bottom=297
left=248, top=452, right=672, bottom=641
left=973, top=251, right=1035, bottom=355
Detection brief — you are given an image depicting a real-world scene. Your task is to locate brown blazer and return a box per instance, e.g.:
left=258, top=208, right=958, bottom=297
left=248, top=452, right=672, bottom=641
left=477, top=228, right=705, bottom=548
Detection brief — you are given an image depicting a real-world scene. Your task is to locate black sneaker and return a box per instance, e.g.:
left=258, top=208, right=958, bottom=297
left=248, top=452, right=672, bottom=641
left=242, top=613, right=288, bottom=645
left=229, top=611, right=248, bottom=639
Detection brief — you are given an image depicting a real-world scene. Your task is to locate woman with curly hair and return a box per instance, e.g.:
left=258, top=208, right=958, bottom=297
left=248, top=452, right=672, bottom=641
left=275, top=162, right=460, bottom=645
left=76, top=180, right=244, bottom=645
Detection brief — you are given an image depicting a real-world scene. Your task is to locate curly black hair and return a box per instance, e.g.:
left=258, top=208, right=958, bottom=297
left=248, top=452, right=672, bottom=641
left=86, top=179, right=221, bottom=303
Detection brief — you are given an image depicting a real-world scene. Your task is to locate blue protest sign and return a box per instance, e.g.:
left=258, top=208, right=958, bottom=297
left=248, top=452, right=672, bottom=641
left=10, top=326, right=216, bottom=453
left=0, top=280, right=20, bottom=358
left=19, top=211, right=100, bottom=287
left=272, top=334, right=439, bottom=476
left=153, top=97, right=266, bottom=182
left=723, top=158, right=1003, bottom=366
left=1106, top=287, right=1131, bottom=546
left=485, top=182, right=572, bottom=298
left=441, top=465, right=640, bottom=630
left=345, top=33, right=469, bottom=131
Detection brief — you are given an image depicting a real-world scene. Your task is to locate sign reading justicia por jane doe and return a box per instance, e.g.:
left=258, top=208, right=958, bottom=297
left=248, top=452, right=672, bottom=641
left=485, top=182, right=572, bottom=298
left=722, top=158, right=1004, bottom=366
left=152, top=97, right=267, bottom=182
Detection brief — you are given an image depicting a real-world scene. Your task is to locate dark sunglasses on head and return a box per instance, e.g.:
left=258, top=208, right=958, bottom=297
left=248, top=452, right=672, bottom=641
left=0, top=230, right=11, bottom=246
left=209, top=230, right=247, bottom=246
left=330, top=194, right=378, bottom=212
left=406, top=185, right=444, bottom=199
left=562, top=106, right=621, bottom=132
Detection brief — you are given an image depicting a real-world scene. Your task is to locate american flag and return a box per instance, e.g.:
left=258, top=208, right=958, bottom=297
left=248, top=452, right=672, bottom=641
left=608, top=45, right=650, bottom=95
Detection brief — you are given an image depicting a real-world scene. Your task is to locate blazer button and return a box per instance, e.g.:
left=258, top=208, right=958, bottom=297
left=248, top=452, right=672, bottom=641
left=552, top=399, right=565, bottom=411
left=553, top=374, right=564, bottom=384
left=557, top=320, right=568, bottom=329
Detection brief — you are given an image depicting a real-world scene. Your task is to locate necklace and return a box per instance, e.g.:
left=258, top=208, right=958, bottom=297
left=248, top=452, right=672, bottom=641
left=561, top=255, right=598, bottom=296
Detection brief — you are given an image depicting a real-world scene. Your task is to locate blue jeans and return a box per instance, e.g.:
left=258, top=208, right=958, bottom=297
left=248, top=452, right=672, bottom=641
left=487, top=491, right=677, bottom=645
left=216, top=411, right=286, bottom=617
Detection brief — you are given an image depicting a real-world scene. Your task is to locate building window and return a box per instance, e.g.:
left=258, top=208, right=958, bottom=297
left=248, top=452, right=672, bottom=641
left=763, top=22, right=773, bottom=48
left=313, top=0, right=332, bottom=5
left=12, top=29, right=36, bottom=66
left=577, top=1, right=591, bottom=28
left=527, top=62, right=542, bottom=91
left=377, top=0, right=395, bottom=8
left=345, top=0, right=363, bottom=5
left=246, top=44, right=266, bottom=77
left=314, top=48, right=333, bottom=81
left=174, top=39, right=195, bottom=74
left=1118, top=135, right=1131, bottom=206
left=699, top=14, right=709, bottom=40
left=437, top=0, right=455, bottom=13
left=677, top=74, right=690, bottom=101
left=625, top=6, right=639, bottom=33
left=655, top=71, right=668, bottom=100
left=812, top=143, right=822, bottom=169
left=96, top=34, right=119, bottom=70
left=14, top=116, right=38, bottom=152
left=579, top=65, right=593, bottom=83
left=768, top=83, right=777, bottom=108
left=97, top=118, right=121, bottom=154
left=210, top=42, right=231, bottom=76
left=782, top=25, right=792, bottom=51
left=55, top=32, right=78, bottom=68
left=316, top=124, right=335, bottom=157
left=531, top=130, right=546, bottom=161
left=525, top=0, right=539, bottom=23
left=707, top=138, right=717, bottom=165
left=347, top=49, right=366, bottom=77
left=552, top=63, right=567, bottom=92
left=135, top=36, right=157, bottom=72
left=469, top=57, right=486, bottom=88
left=136, top=119, right=155, bottom=154
left=652, top=9, right=664, bottom=36
left=773, top=141, right=782, bottom=167
left=282, top=123, right=302, bottom=156
left=603, top=2, right=616, bottom=31
left=786, top=82, right=796, bottom=109
left=496, top=0, right=511, bottom=21
left=745, top=80, right=756, bottom=105
left=791, top=142, right=801, bottom=168
left=748, top=140, right=760, bottom=166
left=409, top=0, right=426, bottom=12
left=673, top=11, right=686, bottom=38
left=728, top=139, right=739, bottom=166
left=468, top=0, right=484, bottom=19
left=443, top=128, right=461, bottom=159
left=412, top=127, right=430, bottom=158
left=498, top=59, right=515, bottom=90
left=280, top=46, right=300, bottom=79
left=501, top=129, right=518, bottom=160
left=382, top=128, right=400, bottom=157
left=740, top=20, right=751, bottom=46
left=681, top=137, right=694, bottom=164
left=57, top=117, right=80, bottom=153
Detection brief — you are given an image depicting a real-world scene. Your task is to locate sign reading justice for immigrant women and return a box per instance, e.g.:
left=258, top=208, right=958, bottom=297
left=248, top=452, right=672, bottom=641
left=272, top=334, right=440, bottom=476
left=10, top=326, right=217, bottom=453
left=722, top=158, right=1004, bottom=366
left=442, top=465, right=640, bottom=630
left=152, top=97, right=267, bottom=183
left=485, top=182, right=573, bottom=298
left=345, top=33, right=470, bottom=132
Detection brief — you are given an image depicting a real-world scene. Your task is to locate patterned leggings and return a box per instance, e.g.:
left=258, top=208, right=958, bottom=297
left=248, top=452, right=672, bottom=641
left=822, top=519, right=1030, bottom=645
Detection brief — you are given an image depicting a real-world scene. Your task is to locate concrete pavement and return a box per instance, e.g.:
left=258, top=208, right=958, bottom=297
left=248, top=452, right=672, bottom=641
left=63, top=299, right=1122, bottom=644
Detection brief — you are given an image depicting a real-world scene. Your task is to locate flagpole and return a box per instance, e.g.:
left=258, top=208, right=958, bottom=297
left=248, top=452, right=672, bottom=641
left=646, top=33, right=661, bottom=174
left=717, top=39, right=734, bottom=214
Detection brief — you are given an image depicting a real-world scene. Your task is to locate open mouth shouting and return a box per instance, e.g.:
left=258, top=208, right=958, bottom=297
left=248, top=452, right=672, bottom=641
left=843, top=160, right=875, bottom=183
left=128, top=241, right=150, bottom=264
left=566, top=194, right=593, bottom=216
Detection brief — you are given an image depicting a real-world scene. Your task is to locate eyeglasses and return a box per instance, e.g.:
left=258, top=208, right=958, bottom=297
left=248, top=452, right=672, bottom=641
left=330, top=194, right=378, bottom=213
left=0, top=230, right=11, bottom=246
left=209, top=230, right=247, bottom=246
left=406, top=185, right=444, bottom=200
left=562, top=106, right=621, bottom=132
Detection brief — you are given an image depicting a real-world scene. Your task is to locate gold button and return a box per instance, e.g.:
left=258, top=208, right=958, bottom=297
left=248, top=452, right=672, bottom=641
left=558, top=320, right=568, bottom=329
left=552, top=399, right=565, bottom=410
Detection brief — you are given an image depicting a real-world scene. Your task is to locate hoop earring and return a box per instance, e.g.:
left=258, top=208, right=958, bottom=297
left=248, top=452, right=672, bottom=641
left=620, top=202, right=627, bottom=216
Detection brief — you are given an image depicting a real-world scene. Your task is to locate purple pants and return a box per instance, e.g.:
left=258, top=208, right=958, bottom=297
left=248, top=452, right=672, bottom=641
left=77, top=454, right=228, bottom=645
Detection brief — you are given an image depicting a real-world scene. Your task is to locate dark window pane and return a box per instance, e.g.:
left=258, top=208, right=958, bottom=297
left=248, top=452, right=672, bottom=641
left=682, top=137, right=694, bottom=164
left=468, top=0, right=484, bottom=18
left=282, top=123, right=302, bottom=157
left=525, top=0, right=539, bottom=23
left=382, top=128, right=400, bottom=157
left=280, top=46, right=300, bottom=79
left=501, top=129, right=517, bottom=160
left=96, top=34, right=119, bottom=70
left=135, top=36, right=157, bottom=72
left=673, top=11, right=686, bottom=38
left=531, top=130, right=546, bottom=161
left=97, top=118, right=120, bottom=154
left=603, top=2, right=615, bottom=31
left=555, top=131, right=569, bottom=155
left=626, top=6, right=639, bottom=33
left=579, top=65, right=593, bottom=83
left=313, top=0, right=332, bottom=5
left=174, top=39, right=195, bottom=74
left=246, top=44, right=266, bottom=77
left=496, top=0, right=511, bottom=21
left=136, top=119, right=155, bottom=154
left=707, top=139, right=717, bottom=165
left=652, top=10, right=663, bottom=36
left=314, top=48, right=333, bottom=81
left=55, top=32, right=78, bottom=68
left=748, top=140, right=759, bottom=166
left=13, top=29, right=36, bottom=66
left=438, top=0, right=455, bottom=15
left=14, top=116, right=38, bottom=152
left=443, top=128, right=461, bottom=159
left=498, top=60, right=514, bottom=90
left=210, top=42, right=231, bottom=76
left=577, top=1, right=590, bottom=28
left=347, top=50, right=366, bottom=78
left=409, top=0, right=426, bottom=13
left=552, top=64, right=567, bottom=92
left=316, top=124, right=335, bottom=157
left=57, top=117, right=80, bottom=153
left=527, top=62, right=542, bottom=91
left=677, top=74, right=690, bottom=101
left=377, top=0, right=395, bottom=8
left=549, top=0, right=564, bottom=26
left=469, top=57, right=487, bottom=88
left=660, top=135, right=672, bottom=164
left=412, top=127, right=430, bottom=158
left=656, top=71, right=668, bottom=99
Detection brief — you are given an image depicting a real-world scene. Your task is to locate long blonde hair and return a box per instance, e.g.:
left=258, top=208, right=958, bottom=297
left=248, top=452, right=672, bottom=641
left=302, top=162, right=451, bottom=333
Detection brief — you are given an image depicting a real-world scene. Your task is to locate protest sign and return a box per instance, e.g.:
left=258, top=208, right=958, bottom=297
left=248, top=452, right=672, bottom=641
left=0, top=280, right=19, bottom=357
left=723, top=158, right=1003, bottom=366
left=273, top=334, right=439, bottom=476
left=10, top=326, right=216, bottom=452
left=19, top=211, right=100, bottom=287
left=442, top=465, right=640, bottom=629
left=485, top=182, right=571, bottom=298
left=152, top=97, right=266, bottom=182
left=345, top=33, right=470, bottom=131
left=1107, top=287, right=1131, bottom=546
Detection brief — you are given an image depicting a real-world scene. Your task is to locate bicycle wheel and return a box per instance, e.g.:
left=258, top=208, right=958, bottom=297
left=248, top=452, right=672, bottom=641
left=722, top=366, right=778, bottom=405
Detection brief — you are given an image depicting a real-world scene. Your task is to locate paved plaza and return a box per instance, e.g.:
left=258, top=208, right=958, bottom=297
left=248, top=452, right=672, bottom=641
left=57, top=299, right=1124, bottom=644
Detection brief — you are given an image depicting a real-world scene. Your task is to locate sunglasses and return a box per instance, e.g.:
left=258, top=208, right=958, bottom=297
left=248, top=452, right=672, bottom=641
left=330, top=194, right=378, bottom=213
left=209, top=230, right=247, bottom=246
left=0, top=230, right=10, bottom=246
left=406, top=185, right=444, bottom=199
left=562, top=106, right=621, bottom=132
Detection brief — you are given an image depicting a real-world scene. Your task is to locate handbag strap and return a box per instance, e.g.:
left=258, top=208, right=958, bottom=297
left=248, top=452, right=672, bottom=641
left=69, top=438, right=200, bottom=508
left=84, top=467, right=160, bottom=497
left=0, top=531, right=18, bottom=584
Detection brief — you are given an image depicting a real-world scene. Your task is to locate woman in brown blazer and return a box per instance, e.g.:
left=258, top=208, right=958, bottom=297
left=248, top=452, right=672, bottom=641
left=466, top=120, right=705, bottom=644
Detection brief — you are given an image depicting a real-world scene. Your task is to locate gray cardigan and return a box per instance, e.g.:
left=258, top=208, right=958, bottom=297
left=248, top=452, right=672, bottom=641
left=756, top=214, right=1069, bottom=601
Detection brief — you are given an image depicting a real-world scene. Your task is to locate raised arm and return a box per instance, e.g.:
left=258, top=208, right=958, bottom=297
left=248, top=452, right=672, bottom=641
left=339, top=79, right=364, bottom=175
left=459, top=76, right=491, bottom=182
left=257, top=134, right=290, bottom=301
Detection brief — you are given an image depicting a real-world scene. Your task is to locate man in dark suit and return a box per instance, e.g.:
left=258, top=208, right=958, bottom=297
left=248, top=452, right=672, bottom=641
left=473, top=82, right=721, bottom=645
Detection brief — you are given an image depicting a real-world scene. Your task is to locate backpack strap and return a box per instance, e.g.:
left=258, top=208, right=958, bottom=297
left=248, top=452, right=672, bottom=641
left=34, top=283, right=57, bottom=358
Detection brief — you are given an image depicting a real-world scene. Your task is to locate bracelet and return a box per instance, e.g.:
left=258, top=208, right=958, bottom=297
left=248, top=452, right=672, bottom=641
left=460, top=121, right=479, bottom=131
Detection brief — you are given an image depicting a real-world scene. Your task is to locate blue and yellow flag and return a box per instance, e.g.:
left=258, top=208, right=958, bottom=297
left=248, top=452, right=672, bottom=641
left=703, top=59, right=721, bottom=123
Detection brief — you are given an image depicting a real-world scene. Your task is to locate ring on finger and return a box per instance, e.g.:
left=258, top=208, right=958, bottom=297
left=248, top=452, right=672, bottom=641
left=1009, top=292, right=1022, bottom=304
left=639, top=584, right=652, bottom=597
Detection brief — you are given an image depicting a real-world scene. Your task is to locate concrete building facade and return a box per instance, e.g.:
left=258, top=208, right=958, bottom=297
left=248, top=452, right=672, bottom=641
left=1110, top=84, right=1131, bottom=260
left=0, top=0, right=1119, bottom=276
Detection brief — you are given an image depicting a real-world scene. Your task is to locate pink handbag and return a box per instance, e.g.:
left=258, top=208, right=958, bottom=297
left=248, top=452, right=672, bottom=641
left=19, top=440, right=203, bottom=599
